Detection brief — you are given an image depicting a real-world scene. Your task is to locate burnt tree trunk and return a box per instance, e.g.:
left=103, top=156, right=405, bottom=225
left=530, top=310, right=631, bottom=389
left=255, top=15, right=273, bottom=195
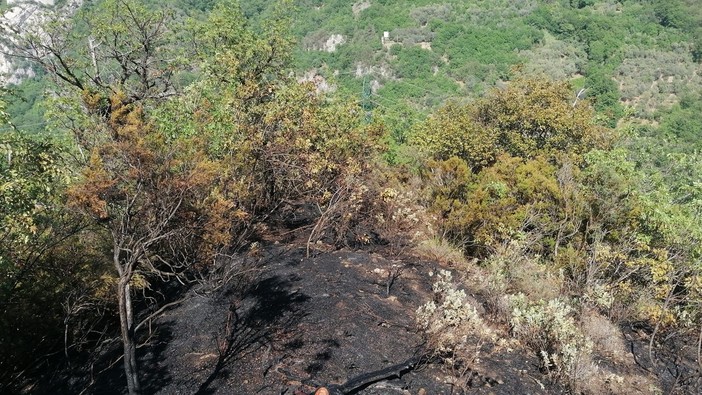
left=115, top=243, right=141, bottom=395
left=118, top=278, right=140, bottom=395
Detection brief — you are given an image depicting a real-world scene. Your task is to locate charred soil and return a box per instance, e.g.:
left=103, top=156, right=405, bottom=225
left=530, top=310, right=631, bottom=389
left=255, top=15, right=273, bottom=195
left=31, top=228, right=697, bottom=395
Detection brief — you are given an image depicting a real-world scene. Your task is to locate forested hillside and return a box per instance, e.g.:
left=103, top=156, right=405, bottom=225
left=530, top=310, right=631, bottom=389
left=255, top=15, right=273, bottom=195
left=1, top=0, right=702, bottom=394
left=285, top=0, right=702, bottom=130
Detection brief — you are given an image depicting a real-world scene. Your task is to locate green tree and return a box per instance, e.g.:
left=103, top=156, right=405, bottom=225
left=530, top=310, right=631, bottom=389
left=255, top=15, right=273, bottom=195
left=584, top=69, right=623, bottom=126
left=653, top=0, right=691, bottom=29
left=0, top=130, right=65, bottom=290
left=692, top=28, right=702, bottom=63
left=412, top=102, right=498, bottom=172
left=413, top=78, right=610, bottom=172
left=427, top=154, right=562, bottom=256
left=191, top=0, right=293, bottom=96
left=415, top=78, right=613, bottom=255
left=0, top=93, right=94, bottom=389
left=165, top=0, right=383, bottom=213
left=0, top=94, right=10, bottom=126
left=392, top=46, right=442, bottom=79
left=574, top=148, right=702, bottom=330
left=475, top=78, right=609, bottom=162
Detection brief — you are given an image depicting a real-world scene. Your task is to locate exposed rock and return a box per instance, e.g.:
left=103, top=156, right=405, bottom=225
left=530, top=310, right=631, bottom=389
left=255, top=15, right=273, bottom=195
left=7, top=0, right=54, bottom=5
left=1, top=0, right=81, bottom=85
left=323, top=34, right=345, bottom=53
left=355, top=64, right=393, bottom=79
left=302, top=32, right=346, bottom=53
left=352, top=1, right=371, bottom=16
left=298, top=70, right=336, bottom=94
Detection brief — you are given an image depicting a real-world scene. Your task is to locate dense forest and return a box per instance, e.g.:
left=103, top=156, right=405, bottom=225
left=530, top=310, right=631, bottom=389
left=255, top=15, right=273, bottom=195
left=2, top=0, right=702, bottom=394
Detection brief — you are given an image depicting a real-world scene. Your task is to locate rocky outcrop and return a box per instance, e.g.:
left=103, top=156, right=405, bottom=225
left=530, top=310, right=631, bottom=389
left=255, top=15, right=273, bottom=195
left=0, top=0, right=80, bottom=85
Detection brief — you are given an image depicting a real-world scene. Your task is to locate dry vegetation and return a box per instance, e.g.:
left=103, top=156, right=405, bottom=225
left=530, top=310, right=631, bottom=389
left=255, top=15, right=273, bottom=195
left=3, top=0, right=702, bottom=394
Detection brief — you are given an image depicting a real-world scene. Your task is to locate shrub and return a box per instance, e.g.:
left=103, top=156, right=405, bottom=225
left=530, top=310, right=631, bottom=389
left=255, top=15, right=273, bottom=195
left=390, top=27, right=435, bottom=46
left=413, top=237, right=469, bottom=269
left=409, top=4, right=453, bottom=26
left=416, top=270, right=497, bottom=390
left=306, top=162, right=432, bottom=254
left=520, top=33, right=587, bottom=80
left=425, top=154, right=562, bottom=256
left=509, top=294, right=595, bottom=388
left=476, top=78, right=609, bottom=162
left=411, top=103, right=498, bottom=172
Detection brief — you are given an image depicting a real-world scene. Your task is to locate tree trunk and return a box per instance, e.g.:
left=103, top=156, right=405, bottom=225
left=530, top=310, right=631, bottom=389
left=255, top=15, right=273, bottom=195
left=118, top=277, right=141, bottom=395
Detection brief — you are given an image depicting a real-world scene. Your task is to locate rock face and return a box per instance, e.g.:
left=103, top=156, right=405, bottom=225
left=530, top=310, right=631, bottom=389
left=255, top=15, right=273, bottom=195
left=0, top=0, right=70, bottom=85
left=323, top=34, right=345, bottom=53
left=302, top=32, right=346, bottom=53
left=352, top=1, right=371, bottom=16
left=1, top=2, right=43, bottom=84
left=298, top=70, right=336, bottom=94
left=7, top=0, right=55, bottom=5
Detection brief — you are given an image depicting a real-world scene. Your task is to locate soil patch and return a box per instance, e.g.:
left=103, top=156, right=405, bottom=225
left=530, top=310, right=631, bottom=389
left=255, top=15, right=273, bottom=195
left=126, top=242, right=565, bottom=395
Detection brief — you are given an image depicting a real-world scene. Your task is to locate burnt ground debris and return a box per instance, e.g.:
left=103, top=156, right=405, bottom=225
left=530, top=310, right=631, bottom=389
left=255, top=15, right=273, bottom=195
left=81, top=240, right=565, bottom=395
left=26, top=227, right=698, bottom=394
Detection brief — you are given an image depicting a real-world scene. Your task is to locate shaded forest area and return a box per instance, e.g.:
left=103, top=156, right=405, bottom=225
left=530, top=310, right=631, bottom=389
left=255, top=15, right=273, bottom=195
left=2, top=0, right=702, bottom=394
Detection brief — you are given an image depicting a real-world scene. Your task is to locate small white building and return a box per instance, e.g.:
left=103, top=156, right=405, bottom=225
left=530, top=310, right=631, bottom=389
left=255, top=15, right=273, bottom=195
left=382, top=31, right=389, bottom=44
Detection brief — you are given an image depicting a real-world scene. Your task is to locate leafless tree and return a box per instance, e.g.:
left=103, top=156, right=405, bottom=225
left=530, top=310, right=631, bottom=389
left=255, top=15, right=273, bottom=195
left=0, top=0, right=180, bottom=107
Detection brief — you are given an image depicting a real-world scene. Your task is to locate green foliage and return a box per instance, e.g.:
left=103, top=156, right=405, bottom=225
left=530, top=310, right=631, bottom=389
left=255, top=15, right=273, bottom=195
left=192, top=0, right=293, bottom=88
left=4, top=1, right=702, bottom=391
left=434, top=22, right=541, bottom=82
left=6, top=0, right=189, bottom=112
left=68, top=92, right=234, bottom=262
left=9, top=0, right=702, bottom=141
left=523, top=0, right=700, bottom=118
left=375, top=74, right=460, bottom=108
left=577, top=147, right=702, bottom=326
left=4, top=78, right=47, bottom=132
left=653, top=0, right=692, bottom=30
left=414, top=79, right=609, bottom=169
left=412, top=103, right=497, bottom=172
left=570, top=0, right=595, bottom=9
left=616, top=45, right=700, bottom=115
left=0, top=116, right=94, bottom=387
left=0, top=128, right=66, bottom=283
left=520, top=32, right=587, bottom=80
left=510, top=294, right=593, bottom=384
left=391, top=46, right=441, bottom=80
left=0, top=94, right=10, bottom=126
left=655, top=93, right=702, bottom=152
left=692, top=29, right=702, bottom=62
left=477, top=78, right=608, bottom=162
left=414, top=78, right=614, bottom=255
left=416, top=269, right=496, bottom=391
left=182, top=0, right=216, bottom=12
left=428, top=154, right=561, bottom=254
left=157, top=0, right=384, bottom=214
left=70, top=93, right=235, bottom=394
left=584, top=69, right=623, bottom=126
left=410, top=4, right=453, bottom=26
left=414, top=71, right=702, bottom=340
left=160, top=78, right=384, bottom=212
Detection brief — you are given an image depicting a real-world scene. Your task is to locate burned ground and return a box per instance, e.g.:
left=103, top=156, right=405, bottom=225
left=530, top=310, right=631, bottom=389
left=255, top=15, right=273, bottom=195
left=80, top=240, right=564, bottom=395
left=33, top=232, right=696, bottom=394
